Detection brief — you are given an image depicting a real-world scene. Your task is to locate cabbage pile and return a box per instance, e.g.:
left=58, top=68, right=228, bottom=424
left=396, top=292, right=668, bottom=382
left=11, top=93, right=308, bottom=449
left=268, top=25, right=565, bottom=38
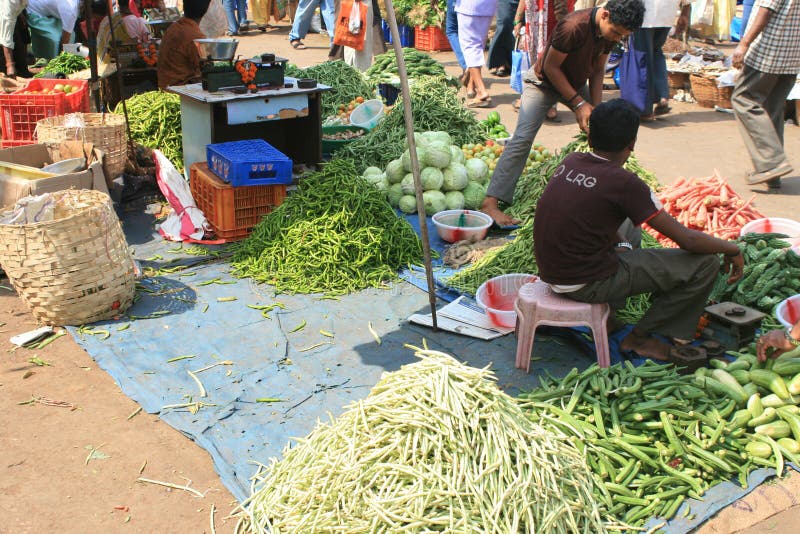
left=360, top=131, right=490, bottom=216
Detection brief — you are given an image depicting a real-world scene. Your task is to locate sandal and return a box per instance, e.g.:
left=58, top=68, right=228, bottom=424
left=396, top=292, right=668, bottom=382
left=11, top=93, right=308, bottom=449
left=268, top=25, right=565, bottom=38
left=512, top=99, right=520, bottom=112
left=654, top=103, right=672, bottom=116
left=290, top=40, right=307, bottom=50
left=494, top=65, right=510, bottom=77
left=467, top=96, right=492, bottom=108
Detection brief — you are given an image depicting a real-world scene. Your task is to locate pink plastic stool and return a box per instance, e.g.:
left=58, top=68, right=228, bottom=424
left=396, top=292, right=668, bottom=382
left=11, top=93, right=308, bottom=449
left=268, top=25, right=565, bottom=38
left=513, top=280, right=611, bottom=373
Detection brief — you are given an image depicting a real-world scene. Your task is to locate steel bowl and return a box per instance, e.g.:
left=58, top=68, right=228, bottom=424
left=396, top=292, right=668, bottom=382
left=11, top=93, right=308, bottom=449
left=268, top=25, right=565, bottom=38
left=194, top=38, right=239, bottom=61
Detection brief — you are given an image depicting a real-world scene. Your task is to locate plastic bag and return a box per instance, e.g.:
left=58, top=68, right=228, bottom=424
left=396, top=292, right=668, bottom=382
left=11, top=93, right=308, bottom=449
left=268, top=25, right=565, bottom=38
left=348, top=0, right=362, bottom=34
left=334, top=0, right=368, bottom=51
left=510, top=36, right=530, bottom=94
left=200, top=0, right=227, bottom=38
left=692, top=0, right=714, bottom=26
left=153, top=150, right=212, bottom=242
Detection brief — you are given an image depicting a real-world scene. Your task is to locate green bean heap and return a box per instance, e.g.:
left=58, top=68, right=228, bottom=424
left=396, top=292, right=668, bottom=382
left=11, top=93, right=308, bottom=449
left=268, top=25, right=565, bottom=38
left=113, top=91, right=183, bottom=171
left=521, top=361, right=763, bottom=529
left=235, top=348, right=610, bottom=533
left=230, top=159, right=423, bottom=295
left=285, top=60, right=375, bottom=119
left=337, top=77, right=485, bottom=172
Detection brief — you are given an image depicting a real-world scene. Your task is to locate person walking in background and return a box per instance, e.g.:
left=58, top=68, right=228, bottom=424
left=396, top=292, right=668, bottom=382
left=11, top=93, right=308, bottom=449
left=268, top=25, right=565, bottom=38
left=445, top=0, right=468, bottom=92
left=456, top=0, right=499, bottom=108
left=488, top=0, right=519, bottom=78
left=223, top=0, right=247, bottom=35
left=732, top=0, right=800, bottom=190
left=514, top=0, right=575, bottom=118
left=481, top=0, right=645, bottom=226
left=0, top=0, right=27, bottom=77
left=624, top=0, right=691, bottom=121
left=327, top=0, right=385, bottom=68
left=26, top=0, right=80, bottom=61
left=289, top=0, right=334, bottom=49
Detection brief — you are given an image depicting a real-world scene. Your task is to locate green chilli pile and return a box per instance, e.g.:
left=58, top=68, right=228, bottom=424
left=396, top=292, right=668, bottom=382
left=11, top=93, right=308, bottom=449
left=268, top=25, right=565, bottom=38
left=337, top=77, right=485, bottom=172
left=113, top=90, right=183, bottom=171
left=710, top=232, right=800, bottom=313
left=234, top=348, right=610, bottom=533
left=520, top=359, right=773, bottom=529
left=34, top=52, right=90, bottom=78
left=230, top=159, right=422, bottom=295
left=285, top=60, right=375, bottom=119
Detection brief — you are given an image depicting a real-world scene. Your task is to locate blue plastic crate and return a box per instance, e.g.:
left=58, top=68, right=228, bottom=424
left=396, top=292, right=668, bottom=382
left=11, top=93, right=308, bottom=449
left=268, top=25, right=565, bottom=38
left=388, top=24, right=414, bottom=48
left=381, top=20, right=390, bottom=43
left=206, top=139, right=293, bottom=187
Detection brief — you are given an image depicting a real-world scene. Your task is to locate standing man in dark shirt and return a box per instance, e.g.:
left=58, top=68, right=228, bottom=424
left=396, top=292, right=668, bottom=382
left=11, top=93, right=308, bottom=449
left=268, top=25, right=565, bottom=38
left=482, top=0, right=645, bottom=227
left=157, top=0, right=211, bottom=90
left=534, top=99, right=745, bottom=361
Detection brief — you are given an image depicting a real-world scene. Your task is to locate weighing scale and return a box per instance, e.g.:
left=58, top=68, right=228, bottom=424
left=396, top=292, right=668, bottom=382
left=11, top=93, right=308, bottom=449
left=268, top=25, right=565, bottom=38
left=200, top=53, right=288, bottom=93
left=702, top=302, right=766, bottom=351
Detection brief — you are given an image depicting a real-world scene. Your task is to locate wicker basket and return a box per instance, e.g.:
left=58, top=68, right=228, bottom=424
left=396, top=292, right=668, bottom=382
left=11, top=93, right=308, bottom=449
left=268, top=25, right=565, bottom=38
left=667, top=71, right=690, bottom=97
left=0, top=189, right=135, bottom=325
left=690, top=74, right=733, bottom=109
left=35, top=113, right=128, bottom=181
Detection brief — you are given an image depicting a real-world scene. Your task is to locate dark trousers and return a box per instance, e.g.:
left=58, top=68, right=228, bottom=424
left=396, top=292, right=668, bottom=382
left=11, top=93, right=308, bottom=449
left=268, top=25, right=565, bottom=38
left=487, top=0, right=519, bottom=70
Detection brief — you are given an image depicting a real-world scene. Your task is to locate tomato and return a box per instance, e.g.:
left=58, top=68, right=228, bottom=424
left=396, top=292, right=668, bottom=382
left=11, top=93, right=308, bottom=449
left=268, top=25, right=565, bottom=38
left=485, top=139, right=494, bottom=147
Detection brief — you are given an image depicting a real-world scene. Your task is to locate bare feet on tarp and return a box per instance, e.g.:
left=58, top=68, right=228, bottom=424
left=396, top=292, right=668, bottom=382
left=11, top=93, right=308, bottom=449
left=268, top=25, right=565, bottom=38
left=480, top=198, right=520, bottom=228
left=620, top=329, right=672, bottom=361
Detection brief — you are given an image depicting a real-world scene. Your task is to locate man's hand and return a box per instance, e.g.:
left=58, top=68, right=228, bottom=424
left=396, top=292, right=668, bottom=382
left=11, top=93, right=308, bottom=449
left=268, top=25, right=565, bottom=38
left=723, top=251, right=744, bottom=284
left=574, top=103, right=592, bottom=133
left=732, top=42, right=748, bottom=69
left=757, top=329, right=795, bottom=361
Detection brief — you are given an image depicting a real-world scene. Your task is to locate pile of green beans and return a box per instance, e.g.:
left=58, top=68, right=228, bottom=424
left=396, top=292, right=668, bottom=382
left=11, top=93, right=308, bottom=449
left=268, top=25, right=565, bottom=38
left=337, top=77, right=485, bottom=172
left=230, top=159, right=423, bottom=295
left=34, top=52, right=89, bottom=78
left=285, top=60, right=375, bottom=119
left=113, top=91, right=183, bottom=171
left=520, top=361, right=760, bottom=528
left=235, top=348, right=610, bottom=533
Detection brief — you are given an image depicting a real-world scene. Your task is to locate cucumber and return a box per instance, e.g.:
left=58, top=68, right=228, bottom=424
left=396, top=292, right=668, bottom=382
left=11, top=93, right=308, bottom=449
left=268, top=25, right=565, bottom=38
left=750, top=369, right=791, bottom=399
left=747, top=406, right=777, bottom=427
left=754, top=420, right=792, bottom=439
left=745, top=441, right=772, bottom=459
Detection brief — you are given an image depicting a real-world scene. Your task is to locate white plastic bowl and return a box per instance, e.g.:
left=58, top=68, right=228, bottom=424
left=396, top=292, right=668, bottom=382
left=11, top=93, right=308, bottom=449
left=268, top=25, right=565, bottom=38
left=349, top=99, right=384, bottom=130
left=432, top=209, right=492, bottom=243
left=739, top=217, right=800, bottom=238
left=475, top=273, right=538, bottom=328
left=776, top=294, right=800, bottom=330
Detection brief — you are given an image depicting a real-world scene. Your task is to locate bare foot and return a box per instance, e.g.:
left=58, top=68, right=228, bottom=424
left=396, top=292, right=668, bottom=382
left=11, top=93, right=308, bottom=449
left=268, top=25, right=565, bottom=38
left=480, top=197, right=520, bottom=227
left=620, top=330, right=672, bottom=361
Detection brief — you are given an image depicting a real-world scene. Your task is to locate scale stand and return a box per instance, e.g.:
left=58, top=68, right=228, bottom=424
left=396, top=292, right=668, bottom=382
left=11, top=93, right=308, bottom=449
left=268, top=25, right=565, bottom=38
left=703, top=302, right=766, bottom=351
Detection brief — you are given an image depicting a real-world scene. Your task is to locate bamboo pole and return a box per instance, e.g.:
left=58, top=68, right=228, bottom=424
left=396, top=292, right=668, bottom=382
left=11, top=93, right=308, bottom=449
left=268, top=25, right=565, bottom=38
left=382, top=0, right=438, bottom=330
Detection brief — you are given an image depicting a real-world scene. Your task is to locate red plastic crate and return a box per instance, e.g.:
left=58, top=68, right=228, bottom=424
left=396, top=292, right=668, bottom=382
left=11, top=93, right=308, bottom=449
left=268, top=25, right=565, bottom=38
left=0, top=138, right=35, bottom=148
left=190, top=162, right=287, bottom=241
left=0, top=79, right=90, bottom=142
left=414, top=26, right=451, bottom=52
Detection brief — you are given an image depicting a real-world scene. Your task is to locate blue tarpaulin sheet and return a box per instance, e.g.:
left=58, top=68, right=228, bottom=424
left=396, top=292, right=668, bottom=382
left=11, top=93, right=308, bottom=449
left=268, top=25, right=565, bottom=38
left=68, top=209, right=784, bottom=531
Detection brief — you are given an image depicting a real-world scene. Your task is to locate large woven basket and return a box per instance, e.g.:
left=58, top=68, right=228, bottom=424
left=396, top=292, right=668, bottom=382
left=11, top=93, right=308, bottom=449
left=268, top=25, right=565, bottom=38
left=667, top=71, right=690, bottom=97
left=690, top=74, right=733, bottom=109
left=36, top=113, right=128, bottom=181
left=0, top=189, right=135, bottom=325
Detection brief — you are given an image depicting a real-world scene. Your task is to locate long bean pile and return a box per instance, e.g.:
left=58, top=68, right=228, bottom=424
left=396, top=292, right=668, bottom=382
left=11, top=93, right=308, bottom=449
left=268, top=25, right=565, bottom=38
left=337, top=77, right=485, bottom=172
left=113, top=90, right=182, bottom=170
left=710, top=232, right=800, bottom=312
left=235, top=348, right=610, bottom=533
left=520, top=361, right=762, bottom=528
left=285, top=60, right=375, bottom=119
left=230, top=159, right=422, bottom=294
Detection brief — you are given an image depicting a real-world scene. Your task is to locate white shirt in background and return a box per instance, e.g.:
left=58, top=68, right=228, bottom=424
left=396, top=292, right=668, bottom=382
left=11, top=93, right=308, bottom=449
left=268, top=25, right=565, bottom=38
left=26, top=0, right=80, bottom=33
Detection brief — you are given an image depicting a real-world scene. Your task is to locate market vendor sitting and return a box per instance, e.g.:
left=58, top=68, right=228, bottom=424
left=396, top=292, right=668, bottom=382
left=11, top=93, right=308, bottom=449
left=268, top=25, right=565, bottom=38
left=96, top=2, right=151, bottom=65
left=533, top=99, right=745, bottom=361
left=157, top=0, right=210, bottom=89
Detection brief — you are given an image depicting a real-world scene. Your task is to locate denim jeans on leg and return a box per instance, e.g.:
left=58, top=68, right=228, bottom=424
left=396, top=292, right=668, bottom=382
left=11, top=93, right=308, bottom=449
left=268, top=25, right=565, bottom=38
left=446, top=0, right=466, bottom=69
left=290, top=0, right=335, bottom=43
left=223, top=0, right=247, bottom=33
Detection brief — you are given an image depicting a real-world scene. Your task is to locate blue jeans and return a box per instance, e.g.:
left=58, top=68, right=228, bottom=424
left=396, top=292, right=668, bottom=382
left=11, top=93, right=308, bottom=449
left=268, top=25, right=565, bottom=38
left=289, top=0, right=335, bottom=43
left=223, top=0, right=247, bottom=34
left=445, top=0, right=465, bottom=70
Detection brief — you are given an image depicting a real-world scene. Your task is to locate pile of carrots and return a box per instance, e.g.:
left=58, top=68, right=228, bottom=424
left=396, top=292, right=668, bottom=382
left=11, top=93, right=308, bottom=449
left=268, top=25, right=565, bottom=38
left=645, top=171, right=764, bottom=247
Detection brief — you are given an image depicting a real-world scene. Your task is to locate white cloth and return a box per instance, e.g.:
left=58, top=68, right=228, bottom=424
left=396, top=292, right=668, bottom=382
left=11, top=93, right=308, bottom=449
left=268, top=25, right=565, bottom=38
left=641, top=0, right=683, bottom=28
left=457, top=13, right=492, bottom=68
left=343, top=0, right=372, bottom=71
left=0, top=0, right=27, bottom=48
left=26, top=0, right=80, bottom=33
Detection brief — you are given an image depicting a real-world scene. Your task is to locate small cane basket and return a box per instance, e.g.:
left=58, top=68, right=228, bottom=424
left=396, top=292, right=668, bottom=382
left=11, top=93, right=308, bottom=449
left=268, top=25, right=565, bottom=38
left=690, top=74, right=733, bottom=109
left=35, top=113, right=128, bottom=181
left=0, top=189, right=135, bottom=325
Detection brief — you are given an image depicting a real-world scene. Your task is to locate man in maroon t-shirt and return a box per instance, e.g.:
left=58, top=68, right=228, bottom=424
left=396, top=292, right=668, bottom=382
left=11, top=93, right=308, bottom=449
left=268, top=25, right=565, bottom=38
left=534, top=99, right=745, bottom=361
left=483, top=0, right=646, bottom=227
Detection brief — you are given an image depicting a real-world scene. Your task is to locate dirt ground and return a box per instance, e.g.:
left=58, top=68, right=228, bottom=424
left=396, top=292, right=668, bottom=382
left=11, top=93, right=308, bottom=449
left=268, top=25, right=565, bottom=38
left=2, top=21, right=800, bottom=534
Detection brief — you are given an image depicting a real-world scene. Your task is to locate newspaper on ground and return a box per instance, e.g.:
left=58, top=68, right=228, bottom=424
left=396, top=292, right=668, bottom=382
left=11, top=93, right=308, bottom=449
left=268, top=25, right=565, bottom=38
left=408, top=296, right=515, bottom=340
